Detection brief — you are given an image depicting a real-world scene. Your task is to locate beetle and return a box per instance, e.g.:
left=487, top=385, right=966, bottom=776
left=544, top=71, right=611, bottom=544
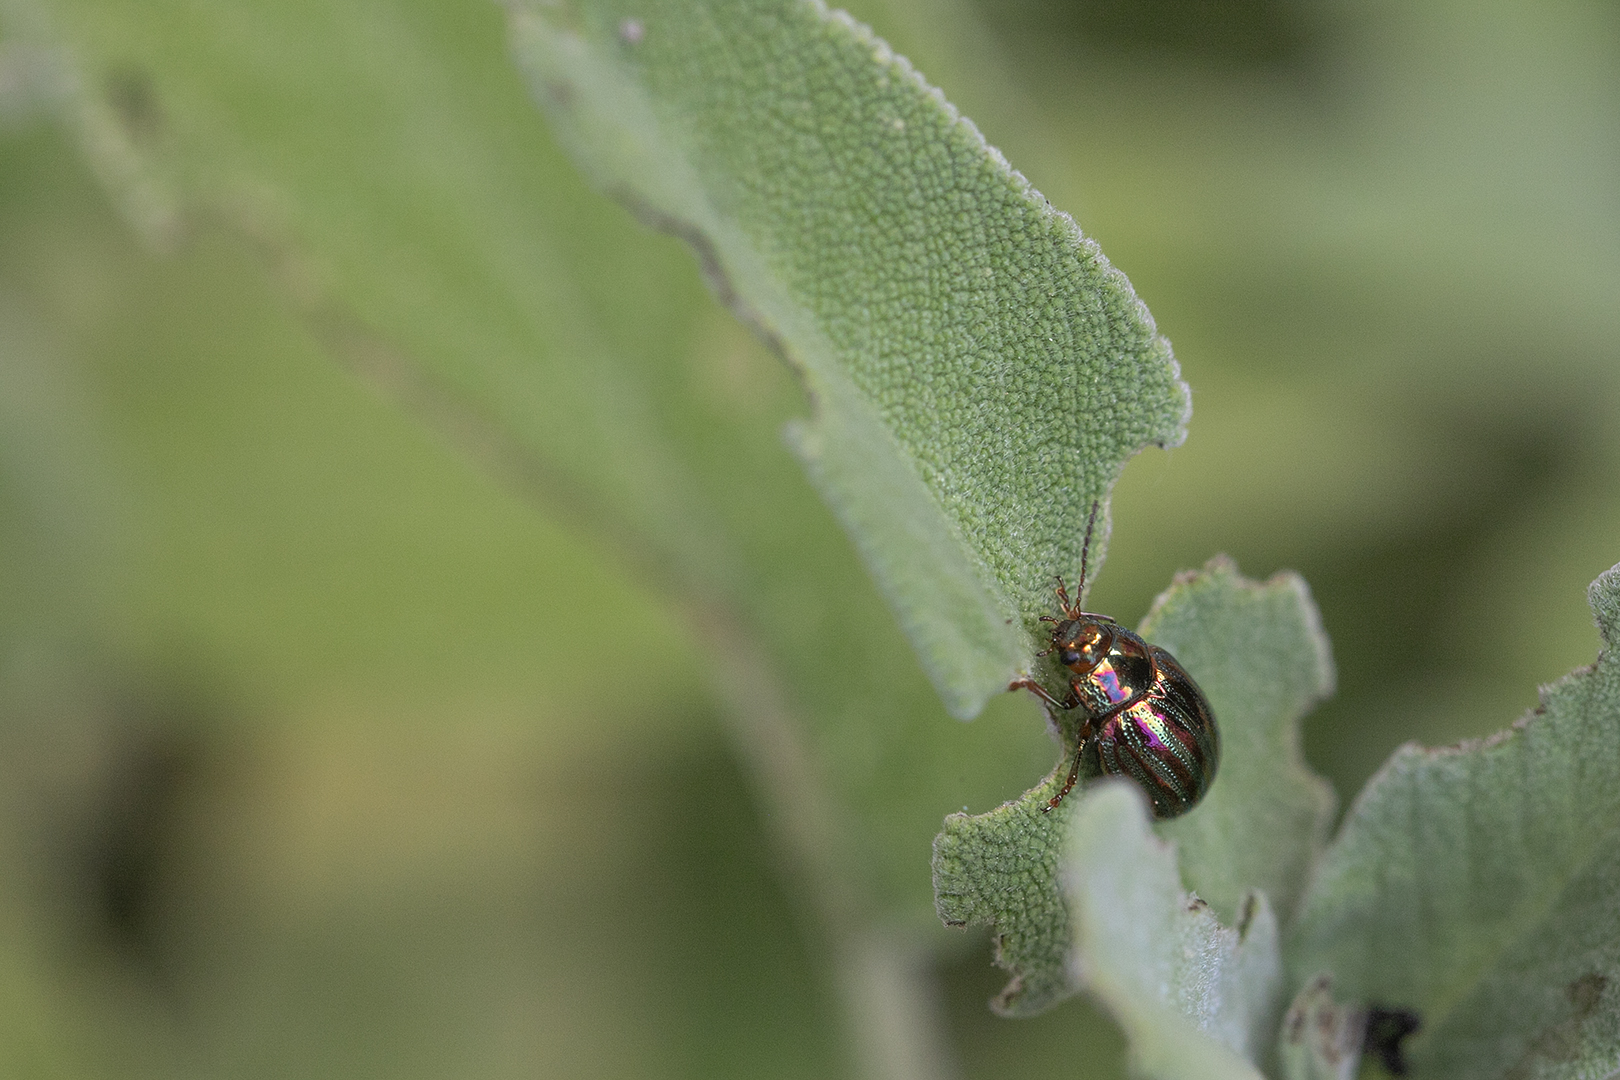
left=1008, top=505, right=1218, bottom=819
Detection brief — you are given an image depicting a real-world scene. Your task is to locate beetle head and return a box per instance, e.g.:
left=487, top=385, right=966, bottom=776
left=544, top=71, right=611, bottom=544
left=1053, top=618, right=1113, bottom=675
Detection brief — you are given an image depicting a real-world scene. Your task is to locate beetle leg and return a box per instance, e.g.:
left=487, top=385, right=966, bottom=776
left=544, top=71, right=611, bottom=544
left=1043, top=718, right=1094, bottom=812
left=1053, top=577, right=1078, bottom=618
left=1042, top=699, right=1132, bottom=812
left=1047, top=742, right=1085, bottom=811
left=1008, top=677, right=1080, bottom=712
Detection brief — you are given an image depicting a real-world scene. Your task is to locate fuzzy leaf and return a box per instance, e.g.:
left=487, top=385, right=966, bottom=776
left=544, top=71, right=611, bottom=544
left=1149, top=557, right=1337, bottom=924
left=507, top=0, right=1189, bottom=717
left=1289, top=561, right=1620, bottom=1080
left=932, top=747, right=1083, bottom=1016
left=1064, top=781, right=1276, bottom=1080
left=933, top=558, right=1334, bottom=1014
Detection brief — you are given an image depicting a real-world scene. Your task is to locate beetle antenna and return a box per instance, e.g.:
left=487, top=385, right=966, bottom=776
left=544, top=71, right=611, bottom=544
left=1078, top=500, right=1100, bottom=601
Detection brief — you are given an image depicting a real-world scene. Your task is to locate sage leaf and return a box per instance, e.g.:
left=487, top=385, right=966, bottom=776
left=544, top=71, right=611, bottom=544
left=1289, top=561, right=1620, bottom=1080
left=507, top=0, right=1190, bottom=716
left=1065, top=781, right=1276, bottom=1080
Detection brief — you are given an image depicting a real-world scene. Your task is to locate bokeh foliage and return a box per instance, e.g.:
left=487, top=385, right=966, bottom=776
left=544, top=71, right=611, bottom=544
left=509, top=0, right=1190, bottom=717
left=0, top=0, right=1617, bottom=1078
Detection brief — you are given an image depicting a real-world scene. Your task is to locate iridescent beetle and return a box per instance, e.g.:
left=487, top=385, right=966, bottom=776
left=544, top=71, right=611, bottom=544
left=1009, top=505, right=1218, bottom=819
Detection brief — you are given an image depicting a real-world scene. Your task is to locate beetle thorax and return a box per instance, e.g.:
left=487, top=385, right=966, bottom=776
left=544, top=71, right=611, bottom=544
left=1055, top=620, right=1159, bottom=715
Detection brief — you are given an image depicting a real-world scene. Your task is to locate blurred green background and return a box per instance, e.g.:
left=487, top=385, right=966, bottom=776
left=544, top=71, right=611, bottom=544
left=0, top=0, right=1617, bottom=1077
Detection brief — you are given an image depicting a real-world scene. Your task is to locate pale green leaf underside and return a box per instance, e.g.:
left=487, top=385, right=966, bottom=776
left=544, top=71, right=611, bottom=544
left=933, top=558, right=1333, bottom=1015
left=1289, top=561, right=1620, bottom=1080
left=506, top=0, right=1189, bottom=716
left=1065, top=781, right=1274, bottom=1080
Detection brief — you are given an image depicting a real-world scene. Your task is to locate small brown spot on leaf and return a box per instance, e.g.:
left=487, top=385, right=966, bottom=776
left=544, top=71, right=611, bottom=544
left=1504, top=971, right=1615, bottom=1078
left=1282, top=975, right=1364, bottom=1068
left=1567, top=972, right=1607, bottom=1015
left=1283, top=1003, right=1305, bottom=1042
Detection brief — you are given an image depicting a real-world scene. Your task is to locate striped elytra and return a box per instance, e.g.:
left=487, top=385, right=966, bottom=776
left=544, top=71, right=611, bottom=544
left=1088, top=642, right=1218, bottom=819
left=1007, top=506, right=1219, bottom=818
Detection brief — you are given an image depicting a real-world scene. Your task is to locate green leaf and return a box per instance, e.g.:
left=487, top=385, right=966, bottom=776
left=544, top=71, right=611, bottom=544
left=1149, top=557, right=1337, bottom=924
left=506, top=0, right=1190, bottom=717
left=933, top=557, right=1334, bottom=1015
left=1064, top=781, right=1275, bottom=1080
left=1288, top=560, right=1620, bottom=1080
left=932, top=750, right=1082, bottom=1016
